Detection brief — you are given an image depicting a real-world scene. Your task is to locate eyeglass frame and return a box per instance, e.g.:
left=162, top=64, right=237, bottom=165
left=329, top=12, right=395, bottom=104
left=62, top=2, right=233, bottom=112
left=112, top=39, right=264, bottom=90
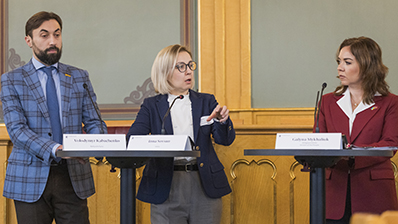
left=175, top=61, right=197, bottom=73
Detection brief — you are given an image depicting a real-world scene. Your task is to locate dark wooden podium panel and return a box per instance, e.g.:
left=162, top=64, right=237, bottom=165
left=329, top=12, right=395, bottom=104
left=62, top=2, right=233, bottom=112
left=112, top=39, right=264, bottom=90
left=57, top=150, right=200, bottom=158
left=244, top=149, right=393, bottom=157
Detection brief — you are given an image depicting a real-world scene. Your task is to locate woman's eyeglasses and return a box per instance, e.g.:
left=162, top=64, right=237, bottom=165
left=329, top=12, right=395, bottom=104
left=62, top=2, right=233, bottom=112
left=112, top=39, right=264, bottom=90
left=175, top=61, right=197, bottom=73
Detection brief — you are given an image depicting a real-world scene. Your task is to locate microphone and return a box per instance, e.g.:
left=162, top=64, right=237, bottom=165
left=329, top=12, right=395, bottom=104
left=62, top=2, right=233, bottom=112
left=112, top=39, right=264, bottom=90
left=83, top=83, right=105, bottom=134
left=161, top=95, right=184, bottom=135
left=315, top=82, right=327, bottom=133
left=313, top=90, right=320, bottom=125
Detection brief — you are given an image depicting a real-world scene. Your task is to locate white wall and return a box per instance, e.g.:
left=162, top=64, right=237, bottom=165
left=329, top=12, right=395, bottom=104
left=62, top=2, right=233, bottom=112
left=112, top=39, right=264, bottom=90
left=8, top=0, right=180, bottom=104
left=252, top=0, right=398, bottom=108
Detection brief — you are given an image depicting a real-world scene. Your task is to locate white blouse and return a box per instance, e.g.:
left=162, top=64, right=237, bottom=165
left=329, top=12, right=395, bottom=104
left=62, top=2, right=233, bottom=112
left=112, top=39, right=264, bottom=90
left=336, top=88, right=377, bottom=135
left=168, top=93, right=194, bottom=161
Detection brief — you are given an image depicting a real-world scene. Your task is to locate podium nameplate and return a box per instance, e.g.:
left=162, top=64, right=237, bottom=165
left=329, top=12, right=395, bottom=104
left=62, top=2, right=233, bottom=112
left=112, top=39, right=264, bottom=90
left=63, top=134, right=126, bottom=150
left=127, top=135, right=193, bottom=151
left=275, top=133, right=342, bottom=149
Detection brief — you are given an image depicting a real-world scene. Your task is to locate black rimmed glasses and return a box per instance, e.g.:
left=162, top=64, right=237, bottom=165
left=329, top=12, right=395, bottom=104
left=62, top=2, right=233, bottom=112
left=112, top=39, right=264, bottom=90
left=175, top=61, right=197, bottom=73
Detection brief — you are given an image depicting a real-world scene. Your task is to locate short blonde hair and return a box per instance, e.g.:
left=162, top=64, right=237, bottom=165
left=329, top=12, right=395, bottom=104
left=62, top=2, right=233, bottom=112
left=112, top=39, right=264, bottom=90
left=151, top=44, right=194, bottom=94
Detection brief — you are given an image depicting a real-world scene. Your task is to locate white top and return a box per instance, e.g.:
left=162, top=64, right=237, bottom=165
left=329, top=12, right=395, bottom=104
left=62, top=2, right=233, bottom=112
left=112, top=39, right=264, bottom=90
left=336, top=88, right=377, bottom=135
left=168, top=93, right=194, bottom=161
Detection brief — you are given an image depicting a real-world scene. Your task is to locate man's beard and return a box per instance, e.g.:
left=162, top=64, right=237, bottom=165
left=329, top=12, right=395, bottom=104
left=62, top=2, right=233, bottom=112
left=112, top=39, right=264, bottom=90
left=33, top=43, right=62, bottom=65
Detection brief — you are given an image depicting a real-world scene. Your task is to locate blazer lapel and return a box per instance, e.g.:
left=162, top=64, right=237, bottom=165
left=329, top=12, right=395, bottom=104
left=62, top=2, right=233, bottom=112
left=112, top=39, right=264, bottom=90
left=350, top=97, right=382, bottom=143
left=22, top=60, right=50, bottom=121
left=329, top=95, right=351, bottom=140
left=156, top=94, right=173, bottom=135
left=190, top=90, right=202, bottom=143
left=58, top=63, right=73, bottom=125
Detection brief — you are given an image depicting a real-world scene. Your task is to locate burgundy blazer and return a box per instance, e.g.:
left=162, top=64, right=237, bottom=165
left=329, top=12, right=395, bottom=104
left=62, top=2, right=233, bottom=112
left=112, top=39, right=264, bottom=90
left=318, top=92, right=398, bottom=219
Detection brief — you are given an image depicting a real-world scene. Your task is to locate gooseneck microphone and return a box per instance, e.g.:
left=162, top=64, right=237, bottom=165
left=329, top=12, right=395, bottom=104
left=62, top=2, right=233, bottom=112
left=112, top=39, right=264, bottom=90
left=313, top=91, right=320, bottom=125
left=161, top=95, right=184, bottom=135
left=83, top=83, right=105, bottom=134
left=315, top=82, right=327, bottom=133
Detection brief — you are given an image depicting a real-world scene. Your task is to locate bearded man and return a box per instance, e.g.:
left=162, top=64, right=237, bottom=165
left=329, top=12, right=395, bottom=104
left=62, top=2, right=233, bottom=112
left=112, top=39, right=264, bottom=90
left=1, top=11, right=107, bottom=224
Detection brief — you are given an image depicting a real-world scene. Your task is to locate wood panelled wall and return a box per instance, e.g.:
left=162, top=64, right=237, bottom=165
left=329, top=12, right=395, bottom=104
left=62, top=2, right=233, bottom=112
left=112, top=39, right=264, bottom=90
left=0, top=119, right=317, bottom=224
left=198, top=0, right=251, bottom=110
left=1, top=1, right=398, bottom=224
left=2, top=121, right=398, bottom=224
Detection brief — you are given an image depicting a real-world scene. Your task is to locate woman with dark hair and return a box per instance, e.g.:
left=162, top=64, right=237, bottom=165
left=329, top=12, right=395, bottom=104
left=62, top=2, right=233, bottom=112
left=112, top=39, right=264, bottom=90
left=317, top=36, right=398, bottom=224
left=126, top=44, right=235, bottom=223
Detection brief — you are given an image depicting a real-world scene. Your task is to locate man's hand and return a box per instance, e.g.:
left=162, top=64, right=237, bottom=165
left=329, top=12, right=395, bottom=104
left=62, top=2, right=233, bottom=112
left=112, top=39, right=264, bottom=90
left=56, top=145, right=87, bottom=165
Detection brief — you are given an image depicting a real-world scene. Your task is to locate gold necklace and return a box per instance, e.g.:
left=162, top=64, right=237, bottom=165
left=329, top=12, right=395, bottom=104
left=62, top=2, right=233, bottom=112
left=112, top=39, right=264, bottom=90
left=351, top=99, right=360, bottom=108
left=350, top=92, right=362, bottom=109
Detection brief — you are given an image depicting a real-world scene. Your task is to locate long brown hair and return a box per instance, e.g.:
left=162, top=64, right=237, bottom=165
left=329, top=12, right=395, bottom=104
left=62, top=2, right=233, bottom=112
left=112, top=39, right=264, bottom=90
left=334, top=37, right=389, bottom=104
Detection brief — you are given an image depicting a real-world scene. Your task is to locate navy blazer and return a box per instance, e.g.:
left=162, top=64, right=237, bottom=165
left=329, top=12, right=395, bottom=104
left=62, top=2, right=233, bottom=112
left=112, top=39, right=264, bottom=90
left=126, top=90, right=235, bottom=204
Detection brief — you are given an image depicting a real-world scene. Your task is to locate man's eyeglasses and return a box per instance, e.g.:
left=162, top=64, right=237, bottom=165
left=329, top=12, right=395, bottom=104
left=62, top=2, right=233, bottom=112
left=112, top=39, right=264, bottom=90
left=175, top=61, right=197, bottom=73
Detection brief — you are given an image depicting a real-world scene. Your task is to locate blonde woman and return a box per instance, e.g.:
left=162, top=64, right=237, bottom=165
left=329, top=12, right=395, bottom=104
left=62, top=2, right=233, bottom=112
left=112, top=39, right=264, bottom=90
left=126, top=44, right=235, bottom=223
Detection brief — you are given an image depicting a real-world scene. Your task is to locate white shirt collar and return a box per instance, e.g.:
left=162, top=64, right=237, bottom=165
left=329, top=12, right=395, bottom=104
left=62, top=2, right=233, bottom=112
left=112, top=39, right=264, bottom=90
left=168, top=92, right=190, bottom=104
left=337, top=87, right=375, bottom=135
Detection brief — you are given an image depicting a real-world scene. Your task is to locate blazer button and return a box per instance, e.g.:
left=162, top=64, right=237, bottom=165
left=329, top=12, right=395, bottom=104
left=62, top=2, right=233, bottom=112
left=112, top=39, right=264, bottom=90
left=200, top=163, right=204, bottom=167
left=195, top=146, right=200, bottom=150
left=48, top=133, right=52, bottom=137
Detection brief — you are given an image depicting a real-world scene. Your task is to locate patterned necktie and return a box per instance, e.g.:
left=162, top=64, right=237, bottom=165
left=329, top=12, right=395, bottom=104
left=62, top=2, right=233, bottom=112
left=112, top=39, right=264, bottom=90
left=42, top=66, right=63, bottom=144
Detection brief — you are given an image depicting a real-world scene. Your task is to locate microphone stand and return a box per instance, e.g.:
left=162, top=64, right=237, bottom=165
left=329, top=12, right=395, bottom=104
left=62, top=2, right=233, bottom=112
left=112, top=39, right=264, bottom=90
left=83, top=83, right=105, bottom=134
left=315, top=83, right=327, bottom=133
left=161, top=95, right=184, bottom=135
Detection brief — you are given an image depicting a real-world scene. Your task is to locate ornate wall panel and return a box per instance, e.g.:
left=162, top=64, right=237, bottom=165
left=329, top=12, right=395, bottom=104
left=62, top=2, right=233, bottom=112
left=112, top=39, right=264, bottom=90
left=289, top=161, right=310, bottom=224
left=230, top=159, right=277, bottom=224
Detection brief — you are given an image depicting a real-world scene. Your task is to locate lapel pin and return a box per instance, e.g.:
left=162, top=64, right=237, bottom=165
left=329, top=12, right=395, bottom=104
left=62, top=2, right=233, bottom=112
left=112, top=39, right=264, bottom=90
left=65, top=74, right=71, bottom=77
left=371, top=106, right=378, bottom=110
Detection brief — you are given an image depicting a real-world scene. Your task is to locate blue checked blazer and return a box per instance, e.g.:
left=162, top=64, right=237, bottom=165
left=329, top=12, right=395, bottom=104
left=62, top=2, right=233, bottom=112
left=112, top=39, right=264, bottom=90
left=1, top=59, right=106, bottom=203
left=126, top=90, right=235, bottom=204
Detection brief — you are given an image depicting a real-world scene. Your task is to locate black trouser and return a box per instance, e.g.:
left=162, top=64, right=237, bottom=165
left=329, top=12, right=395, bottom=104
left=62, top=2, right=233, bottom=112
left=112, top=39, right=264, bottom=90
left=14, top=162, right=89, bottom=224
